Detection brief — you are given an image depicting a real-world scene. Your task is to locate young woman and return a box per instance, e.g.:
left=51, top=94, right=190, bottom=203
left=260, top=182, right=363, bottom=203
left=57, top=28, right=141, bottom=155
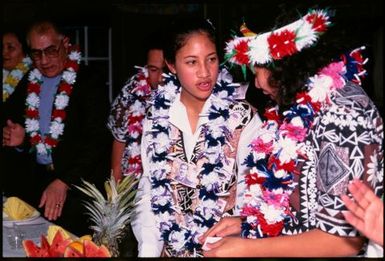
left=200, top=6, right=383, bottom=257
left=131, top=17, right=261, bottom=257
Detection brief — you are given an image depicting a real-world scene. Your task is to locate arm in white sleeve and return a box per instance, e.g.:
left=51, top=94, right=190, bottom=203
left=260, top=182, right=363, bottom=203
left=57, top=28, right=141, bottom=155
left=131, top=118, right=163, bottom=257
left=234, top=112, right=263, bottom=215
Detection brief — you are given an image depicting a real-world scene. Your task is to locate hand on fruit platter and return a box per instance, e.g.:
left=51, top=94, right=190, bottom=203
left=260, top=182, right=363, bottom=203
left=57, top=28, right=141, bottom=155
left=39, top=179, right=69, bottom=221
left=3, top=120, right=25, bottom=147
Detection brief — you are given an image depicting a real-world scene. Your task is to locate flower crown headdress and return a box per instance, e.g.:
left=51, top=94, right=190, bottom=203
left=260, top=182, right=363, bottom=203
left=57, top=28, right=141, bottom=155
left=224, top=9, right=331, bottom=77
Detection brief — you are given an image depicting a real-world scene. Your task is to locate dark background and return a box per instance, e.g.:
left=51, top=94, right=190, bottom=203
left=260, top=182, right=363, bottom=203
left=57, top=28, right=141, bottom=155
left=2, top=0, right=383, bottom=112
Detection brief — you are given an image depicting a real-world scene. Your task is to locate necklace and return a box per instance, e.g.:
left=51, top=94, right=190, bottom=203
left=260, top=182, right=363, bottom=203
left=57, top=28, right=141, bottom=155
left=25, top=46, right=81, bottom=155
left=123, top=66, right=153, bottom=177
left=3, top=56, right=32, bottom=102
left=145, top=68, right=237, bottom=256
left=241, top=61, right=348, bottom=238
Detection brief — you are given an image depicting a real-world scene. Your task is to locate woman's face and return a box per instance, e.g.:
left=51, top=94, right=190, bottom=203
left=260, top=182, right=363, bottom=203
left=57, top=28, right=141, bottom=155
left=167, top=32, right=219, bottom=106
left=2, top=33, right=25, bottom=70
left=254, top=66, right=278, bottom=101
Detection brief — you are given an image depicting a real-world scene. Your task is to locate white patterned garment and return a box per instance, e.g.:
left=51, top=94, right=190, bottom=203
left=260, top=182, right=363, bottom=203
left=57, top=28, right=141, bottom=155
left=282, top=82, right=383, bottom=241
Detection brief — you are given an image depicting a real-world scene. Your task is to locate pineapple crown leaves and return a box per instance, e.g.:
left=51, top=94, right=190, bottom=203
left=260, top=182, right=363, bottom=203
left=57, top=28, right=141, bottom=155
left=73, top=175, right=138, bottom=238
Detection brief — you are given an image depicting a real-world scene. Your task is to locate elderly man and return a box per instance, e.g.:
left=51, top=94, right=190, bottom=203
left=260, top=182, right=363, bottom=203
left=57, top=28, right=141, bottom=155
left=2, top=20, right=111, bottom=236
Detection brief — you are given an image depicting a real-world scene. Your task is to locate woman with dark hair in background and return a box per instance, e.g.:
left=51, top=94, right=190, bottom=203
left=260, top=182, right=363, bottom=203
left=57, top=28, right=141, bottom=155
left=3, top=29, right=32, bottom=102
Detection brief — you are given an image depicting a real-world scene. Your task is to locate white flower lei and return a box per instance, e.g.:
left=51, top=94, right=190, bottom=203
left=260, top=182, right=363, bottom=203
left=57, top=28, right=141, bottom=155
left=145, top=68, right=237, bottom=256
left=3, top=56, right=32, bottom=102
left=25, top=47, right=81, bottom=155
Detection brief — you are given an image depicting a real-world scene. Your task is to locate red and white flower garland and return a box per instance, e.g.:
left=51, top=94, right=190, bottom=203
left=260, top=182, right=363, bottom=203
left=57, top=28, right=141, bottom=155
left=225, top=9, right=331, bottom=68
left=25, top=46, right=81, bottom=155
left=241, top=61, right=349, bottom=238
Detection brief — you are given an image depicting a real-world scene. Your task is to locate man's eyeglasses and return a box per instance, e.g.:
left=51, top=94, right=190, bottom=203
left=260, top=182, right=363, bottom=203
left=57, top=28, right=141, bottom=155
left=30, top=40, right=63, bottom=60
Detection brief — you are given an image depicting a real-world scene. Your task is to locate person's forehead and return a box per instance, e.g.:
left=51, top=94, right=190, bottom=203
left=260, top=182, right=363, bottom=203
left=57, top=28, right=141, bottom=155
left=29, top=30, right=60, bottom=46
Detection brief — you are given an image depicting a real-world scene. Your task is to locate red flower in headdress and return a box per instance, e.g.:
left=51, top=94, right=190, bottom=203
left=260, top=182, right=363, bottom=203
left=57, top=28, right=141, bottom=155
left=233, top=40, right=250, bottom=65
left=30, top=135, right=42, bottom=145
left=306, top=13, right=328, bottom=32
left=45, top=137, right=58, bottom=147
left=267, top=30, right=297, bottom=60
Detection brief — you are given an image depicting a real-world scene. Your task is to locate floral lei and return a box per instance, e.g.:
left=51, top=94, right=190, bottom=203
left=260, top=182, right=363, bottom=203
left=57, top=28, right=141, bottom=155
left=240, top=52, right=367, bottom=238
left=123, top=66, right=153, bottom=178
left=25, top=46, right=81, bottom=155
left=145, top=68, right=237, bottom=256
left=3, top=56, right=32, bottom=102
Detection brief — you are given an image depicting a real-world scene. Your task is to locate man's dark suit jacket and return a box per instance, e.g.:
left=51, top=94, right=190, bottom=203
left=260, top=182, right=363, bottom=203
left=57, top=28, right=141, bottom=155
left=1, top=65, right=112, bottom=235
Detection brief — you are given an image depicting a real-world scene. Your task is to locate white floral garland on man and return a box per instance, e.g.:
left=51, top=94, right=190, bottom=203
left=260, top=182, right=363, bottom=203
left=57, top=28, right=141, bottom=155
left=145, top=68, right=237, bottom=256
left=25, top=45, right=81, bottom=155
left=3, top=56, right=32, bottom=102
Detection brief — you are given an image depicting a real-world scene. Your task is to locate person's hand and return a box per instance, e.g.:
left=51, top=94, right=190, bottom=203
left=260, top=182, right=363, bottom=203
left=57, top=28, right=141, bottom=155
left=199, top=216, right=242, bottom=244
left=39, top=179, right=69, bottom=221
left=341, top=179, right=383, bottom=246
left=203, top=236, right=249, bottom=257
left=3, top=120, right=25, bottom=147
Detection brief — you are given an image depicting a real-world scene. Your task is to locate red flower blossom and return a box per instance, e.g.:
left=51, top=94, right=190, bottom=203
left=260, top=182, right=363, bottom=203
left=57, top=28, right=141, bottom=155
left=256, top=212, right=284, bottom=237
left=27, top=83, right=40, bottom=94
left=128, top=115, right=144, bottom=124
left=264, top=107, right=281, bottom=122
left=58, top=83, right=73, bottom=95
left=30, top=135, right=42, bottom=145
left=296, top=92, right=312, bottom=105
left=233, top=40, right=250, bottom=65
left=52, top=109, right=66, bottom=120
left=267, top=30, right=297, bottom=60
left=45, top=136, right=58, bottom=147
left=306, top=13, right=328, bottom=32
left=245, top=173, right=266, bottom=187
left=128, top=155, right=141, bottom=165
left=65, top=60, right=79, bottom=71
left=26, top=109, right=39, bottom=118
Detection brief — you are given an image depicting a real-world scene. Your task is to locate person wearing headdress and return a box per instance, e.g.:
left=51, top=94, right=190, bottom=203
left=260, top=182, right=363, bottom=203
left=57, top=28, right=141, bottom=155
left=200, top=5, right=383, bottom=257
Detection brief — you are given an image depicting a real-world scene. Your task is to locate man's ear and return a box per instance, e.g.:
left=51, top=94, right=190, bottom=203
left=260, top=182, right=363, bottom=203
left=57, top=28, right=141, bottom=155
left=62, top=36, right=70, bottom=49
left=165, top=60, right=176, bottom=74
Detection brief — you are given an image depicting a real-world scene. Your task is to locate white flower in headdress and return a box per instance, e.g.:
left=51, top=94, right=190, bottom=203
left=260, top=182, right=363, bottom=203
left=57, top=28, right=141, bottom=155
left=248, top=33, right=271, bottom=65
left=295, top=19, right=318, bottom=50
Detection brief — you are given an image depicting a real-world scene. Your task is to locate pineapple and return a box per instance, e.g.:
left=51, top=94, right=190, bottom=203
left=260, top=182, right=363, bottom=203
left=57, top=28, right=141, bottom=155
left=74, top=174, right=138, bottom=257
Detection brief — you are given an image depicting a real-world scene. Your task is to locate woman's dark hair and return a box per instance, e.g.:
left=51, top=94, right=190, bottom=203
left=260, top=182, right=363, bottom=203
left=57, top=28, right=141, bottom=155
left=261, top=5, right=363, bottom=112
left=163, top=16, right=217, bottom=64
left=3, top=29, right=29, bottom=55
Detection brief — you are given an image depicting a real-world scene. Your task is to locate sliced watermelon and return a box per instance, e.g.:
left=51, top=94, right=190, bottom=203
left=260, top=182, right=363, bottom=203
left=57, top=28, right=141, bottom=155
left=64, top=245, right=84, bottom=257
left=83, top=240, right=111, bottom=257
left=48, top=229, right=73, bottom=257
left=23, top=237, right=50, bottom=257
